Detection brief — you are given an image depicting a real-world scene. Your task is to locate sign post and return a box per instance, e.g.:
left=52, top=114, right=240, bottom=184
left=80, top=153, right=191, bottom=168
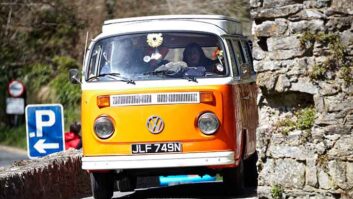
left=25, top=104, right=65, bottom=159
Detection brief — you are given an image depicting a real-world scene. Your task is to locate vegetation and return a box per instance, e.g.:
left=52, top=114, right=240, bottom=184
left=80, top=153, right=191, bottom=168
left=275, top=117, right=296, bottom=136
left=296, top=107, right=316, bottom=130
left=271, top=184, right=284, bottom=199
left=275, top=107, right=316, bottom=135
left=0, top=1, right=84, bottom=148
left=0, top=125, right=27, bottom=149
left=300, top=32, right=353, bottom=85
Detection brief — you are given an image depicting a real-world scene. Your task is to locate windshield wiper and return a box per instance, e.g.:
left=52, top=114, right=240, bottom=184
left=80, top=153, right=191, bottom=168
left=143, top=70, right=173, bottom=76
left=144, top=70, right=198, bottom=83
left=183, top=75, right=198, bottom=83
left=87, top=73, right=135, bottom=84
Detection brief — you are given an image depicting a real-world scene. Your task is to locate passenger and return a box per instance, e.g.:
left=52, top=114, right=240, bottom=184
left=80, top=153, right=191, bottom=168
left=182, top=43, right=215, bottom=72
left=65, top=122, right=82, bottom=150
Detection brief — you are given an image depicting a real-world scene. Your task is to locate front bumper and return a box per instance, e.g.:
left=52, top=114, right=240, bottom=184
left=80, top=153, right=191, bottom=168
left=82, top=151, right=234, bottom=170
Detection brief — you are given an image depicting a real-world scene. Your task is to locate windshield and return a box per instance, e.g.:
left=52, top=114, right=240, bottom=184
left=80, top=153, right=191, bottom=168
left=86, top=32, right=228, bottom=82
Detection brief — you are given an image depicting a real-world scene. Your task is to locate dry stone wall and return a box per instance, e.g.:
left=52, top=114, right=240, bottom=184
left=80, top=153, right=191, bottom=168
left=0, top=149, right=90, bottom=199
left=250, top=0, right=353, bottom=198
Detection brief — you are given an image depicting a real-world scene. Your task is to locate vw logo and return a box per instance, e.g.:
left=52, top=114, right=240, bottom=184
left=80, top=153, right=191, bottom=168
left=146, top=116, right=164, bottom=134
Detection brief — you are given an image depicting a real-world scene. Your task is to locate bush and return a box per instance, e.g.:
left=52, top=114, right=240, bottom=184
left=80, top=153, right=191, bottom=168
left=0, top=125, right=27, bottom=149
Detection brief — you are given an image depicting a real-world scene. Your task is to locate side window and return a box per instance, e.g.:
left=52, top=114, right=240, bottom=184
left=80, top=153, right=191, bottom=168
left=232, top=39, right=251, bottom=76
left=226, top=40, right=239, bottom=76
left=241, top=40, right=254, bottom=72
left=231, top=40, right=245, bottom=65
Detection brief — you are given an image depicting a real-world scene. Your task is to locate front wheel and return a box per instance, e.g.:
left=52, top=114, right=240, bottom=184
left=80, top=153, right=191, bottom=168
left=117, top=175, right=137, bottom=192
left=90, top=172, right=115, bottom=199
left=222, top=158, right=244, bottom=194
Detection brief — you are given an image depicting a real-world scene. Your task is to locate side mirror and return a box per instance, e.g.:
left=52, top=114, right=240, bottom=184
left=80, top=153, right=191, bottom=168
left=69, top=69, right=81, bottom=84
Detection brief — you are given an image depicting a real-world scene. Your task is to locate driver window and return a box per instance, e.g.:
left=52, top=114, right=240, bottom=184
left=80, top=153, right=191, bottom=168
left=88, top=45, right=101, bottom=78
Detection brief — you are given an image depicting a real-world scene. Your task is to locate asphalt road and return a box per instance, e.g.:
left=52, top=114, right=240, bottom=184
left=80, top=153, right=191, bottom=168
left=0, top=145, right=28, bottom=168
left=83, top=182, right=257, bottom=199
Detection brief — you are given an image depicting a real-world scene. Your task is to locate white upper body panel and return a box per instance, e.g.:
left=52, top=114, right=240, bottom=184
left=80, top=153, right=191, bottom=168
left=95, top=15, right=242, bottom=41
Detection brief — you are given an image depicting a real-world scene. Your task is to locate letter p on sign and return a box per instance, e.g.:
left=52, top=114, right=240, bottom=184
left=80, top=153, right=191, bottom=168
left=35, top=110, right=55, bottom=137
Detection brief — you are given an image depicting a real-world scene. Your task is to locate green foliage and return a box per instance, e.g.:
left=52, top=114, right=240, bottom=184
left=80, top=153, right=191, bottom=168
left=49, top=56, right=81, bottom=129
left=275, top=117, right=296, bottom=136
left=50, top=73, right=81, bottom=107
left=27, top=2, right=83, bottom=60
left=271, top=184, right=284, bottom=199
left=300, top=32, right=316, bottom=47
left=64, top=106, right=81, bottom=131
left=24, top=63, right=53, bottom=92
left=0, top=125, right=27, bottom=149
left=339, top=66, right=353, bottom=86
left=49, top=56, right=81, bottom=107
left=275, top=107, right=316, bottom=134
left=296, top=107, right=316, bottom=130
left=300, top=32, right=351, bottom=84
left=52, top=56, right=79, bottom=72
left=309, top=64, right=328, bottom=80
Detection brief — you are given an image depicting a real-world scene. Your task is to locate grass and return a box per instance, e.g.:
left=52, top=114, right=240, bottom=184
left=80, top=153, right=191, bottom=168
left=271, top=184, right=284, bottom=199
left=0, top=125, right=27, bottom=149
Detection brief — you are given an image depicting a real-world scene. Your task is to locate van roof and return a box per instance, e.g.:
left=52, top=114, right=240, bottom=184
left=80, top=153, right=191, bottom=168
left=102, top=15, right=242, bottom=35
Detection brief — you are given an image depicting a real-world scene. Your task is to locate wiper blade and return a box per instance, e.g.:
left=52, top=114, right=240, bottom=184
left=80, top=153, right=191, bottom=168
left=182, top=75, right=198, bottom=83
left=143, top=70, right=171, bottom=76
left=88, top=73, right=135, bottom=84
left=143, top=70, right=198, bottom=83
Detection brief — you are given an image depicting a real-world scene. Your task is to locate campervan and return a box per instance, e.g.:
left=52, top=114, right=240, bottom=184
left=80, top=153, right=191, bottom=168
left=70, top=15, right=258, bottom=198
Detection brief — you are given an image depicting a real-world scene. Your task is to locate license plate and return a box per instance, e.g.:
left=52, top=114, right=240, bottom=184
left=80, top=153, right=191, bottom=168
left=131, top=142, right=182, bottom=154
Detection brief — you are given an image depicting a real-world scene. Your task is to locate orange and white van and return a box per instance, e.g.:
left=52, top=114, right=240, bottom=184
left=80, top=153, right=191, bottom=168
left=70, top=15, right=258, bottom=198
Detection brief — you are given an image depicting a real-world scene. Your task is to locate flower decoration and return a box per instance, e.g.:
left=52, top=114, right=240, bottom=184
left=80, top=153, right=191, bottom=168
left=147, top=33, right=163, bottom=48
left=212, top=48, right=224, bottom=59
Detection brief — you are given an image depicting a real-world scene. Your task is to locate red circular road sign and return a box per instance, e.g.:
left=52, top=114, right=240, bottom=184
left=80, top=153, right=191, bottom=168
left=8, top=80, right=25, bottom=97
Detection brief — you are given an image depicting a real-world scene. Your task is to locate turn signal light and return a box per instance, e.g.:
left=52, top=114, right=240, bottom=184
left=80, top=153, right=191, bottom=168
left=200, top=92, right=214, bottom=104
left=97, top=95, right=110, bottom=108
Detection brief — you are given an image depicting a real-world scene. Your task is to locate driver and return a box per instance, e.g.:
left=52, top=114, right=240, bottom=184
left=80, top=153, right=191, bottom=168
left=182, top=43, right=215, bottom=72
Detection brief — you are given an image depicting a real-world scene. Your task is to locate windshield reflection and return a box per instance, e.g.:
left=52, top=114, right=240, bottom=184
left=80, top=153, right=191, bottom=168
left=87, top=32, right=227, bottom=82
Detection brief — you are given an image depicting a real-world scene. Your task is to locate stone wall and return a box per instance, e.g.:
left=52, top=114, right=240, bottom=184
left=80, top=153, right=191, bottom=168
left=250, top=0, right=353, bottom=198
left=0, top=149, right=90, bottom=199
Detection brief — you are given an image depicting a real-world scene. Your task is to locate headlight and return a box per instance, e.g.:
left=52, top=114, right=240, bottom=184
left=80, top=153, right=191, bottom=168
left=198, top=112, right=219, bottom=135
left=94, top=116, right=114, bottom=139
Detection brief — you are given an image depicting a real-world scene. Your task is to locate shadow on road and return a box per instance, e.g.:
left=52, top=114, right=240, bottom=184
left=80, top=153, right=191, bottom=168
left=114, top=181, right=257, bottom=199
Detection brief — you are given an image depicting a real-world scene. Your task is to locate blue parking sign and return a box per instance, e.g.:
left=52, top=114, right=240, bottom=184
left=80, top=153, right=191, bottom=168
left=25, top=104, right=65, bottom=159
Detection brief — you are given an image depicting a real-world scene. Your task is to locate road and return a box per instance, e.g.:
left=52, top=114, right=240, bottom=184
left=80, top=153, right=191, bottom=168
left=0, top=145, right=28, bottom=168
left=83, top=181, right=257, bottom=199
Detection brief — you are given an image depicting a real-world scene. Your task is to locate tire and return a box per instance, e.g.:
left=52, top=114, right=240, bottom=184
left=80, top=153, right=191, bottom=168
left=90, top=172, right=115, bottom=199
left=117, top=175, right=137, bottom=192
left=223, top=158, right=245, bottom=194
left=244, top=151, right=258, bottom=187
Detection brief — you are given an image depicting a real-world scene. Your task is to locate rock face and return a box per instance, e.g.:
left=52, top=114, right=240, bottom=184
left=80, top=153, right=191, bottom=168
left=0, top=150, right=90, bottom=199
left=251, top=0, right=353, bottom=198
